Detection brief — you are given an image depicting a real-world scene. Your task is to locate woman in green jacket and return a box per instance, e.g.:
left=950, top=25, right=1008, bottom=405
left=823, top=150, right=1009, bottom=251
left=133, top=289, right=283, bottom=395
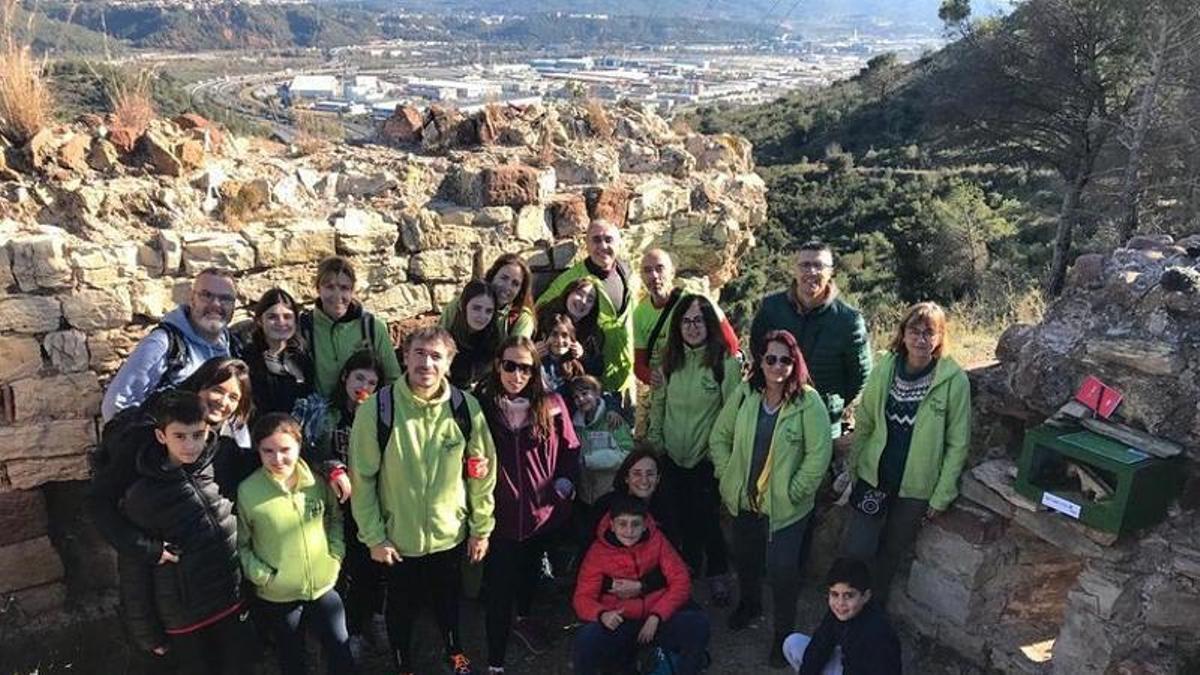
left=649, top=294, right=741, bottom=606
left=840, top=301, right=971, bottom=603
left=238, top=413, right=353, bottom=675
left=302, top=256, right=402, bottom=398
left=710, top=329, right=832, bottom=667
left=442, top=253, right=537, bottom=341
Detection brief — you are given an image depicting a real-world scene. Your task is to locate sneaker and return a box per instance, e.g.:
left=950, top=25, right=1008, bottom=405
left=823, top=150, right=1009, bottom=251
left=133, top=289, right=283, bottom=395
left=727, top=602, right=763, bottom=631
left=448, top=651, right=475, bottom=675
left=511, top=617, right=552, bottom=655
left=709, top=574, right=732, bottom=608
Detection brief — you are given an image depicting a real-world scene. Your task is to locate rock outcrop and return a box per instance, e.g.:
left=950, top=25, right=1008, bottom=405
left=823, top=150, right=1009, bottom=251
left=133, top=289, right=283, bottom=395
left=0, top=102, right=766, bottom=625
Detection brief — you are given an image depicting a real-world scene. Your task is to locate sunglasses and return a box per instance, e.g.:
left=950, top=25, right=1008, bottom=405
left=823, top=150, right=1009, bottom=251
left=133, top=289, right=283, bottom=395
left=763, top=354, right=794, bottom=367
left=501, top=360, right=534, bottom=375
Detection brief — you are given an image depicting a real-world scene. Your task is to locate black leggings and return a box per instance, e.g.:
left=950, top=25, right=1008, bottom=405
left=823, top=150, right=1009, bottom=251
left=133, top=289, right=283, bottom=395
left=384, top=543, right=464, bottom=670
left=663, top=458, right=729, bottom=577
left=338, top=512, right=386, bottom=635
left=484, top=531, right=553, bottom=668
left=169, top=606, right=258, bottom=675
left=257, top=589, right=354, bottom=675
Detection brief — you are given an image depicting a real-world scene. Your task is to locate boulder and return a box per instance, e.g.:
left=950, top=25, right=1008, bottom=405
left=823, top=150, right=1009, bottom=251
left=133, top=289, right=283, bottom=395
left=0, top=536, right=64, bottom=594
left=0, top=418, right=95, bottom=463
left=410, top=249, right=474, bottom=282
left=7, top=373, right=102, bottom=422
left=333, top=208, right=397, bottom=255
left=61, top=288, right=132, bottom=331
left=87, top=138, right=120, bottom=172
left=0, top=336, right=42, bottom=381
left=181, top=232, right=255, bottom=275
left=0, top=296, right=62, bottom=334
left=548, top=193, right=589, bottom=238
left=685, top=133, right=753, bottom=172
left=42, top=330, right=89, bottom=373
left=380, top=105, right=424, bottom=144
left=56, top=134, right=92, bottom=173
left=481, top=165, right=540, bottom=208
left=370, top=282, right=433, bottom=320
left=5, top=454, right=91, bottom=490
left=140, top=129, right=182, bottom=177
left=106, top=127, right=138, bottom=155
left=584, top=186, right=630, bottom=228
left=513, top=205, right=551, bottom=243
left=242, top=219, right=335, bottom=267
left=627, top=177, right=690, bottom=224
left=8, top=232, right=73, bottom=291
left=175, top=139, right=205, bottom=172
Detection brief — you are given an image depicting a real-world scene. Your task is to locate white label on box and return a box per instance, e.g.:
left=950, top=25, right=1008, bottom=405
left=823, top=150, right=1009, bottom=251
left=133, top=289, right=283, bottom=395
left=1041, top=492, right=1082, bottom=519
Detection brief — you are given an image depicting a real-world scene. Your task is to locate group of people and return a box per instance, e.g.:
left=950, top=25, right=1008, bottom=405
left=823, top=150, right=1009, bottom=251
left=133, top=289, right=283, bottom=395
left=89, top=217, right=971, bottom=675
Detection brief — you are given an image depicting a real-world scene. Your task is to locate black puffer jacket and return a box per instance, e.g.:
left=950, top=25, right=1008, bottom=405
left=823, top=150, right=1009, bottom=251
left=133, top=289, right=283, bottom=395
left=117, top=438, right=242, bottom=650
left=241, top=341, right=314, bottom=417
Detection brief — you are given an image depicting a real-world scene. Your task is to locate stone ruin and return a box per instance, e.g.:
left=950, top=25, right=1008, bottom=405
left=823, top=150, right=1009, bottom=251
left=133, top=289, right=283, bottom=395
left=0, top=101, right=767, bottom=641
left=882, top=234, right=1200, bottom=674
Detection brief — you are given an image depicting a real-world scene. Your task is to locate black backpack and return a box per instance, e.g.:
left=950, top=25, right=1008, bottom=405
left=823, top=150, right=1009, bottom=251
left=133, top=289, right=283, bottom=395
left=374, top=383, right=472, bottom=452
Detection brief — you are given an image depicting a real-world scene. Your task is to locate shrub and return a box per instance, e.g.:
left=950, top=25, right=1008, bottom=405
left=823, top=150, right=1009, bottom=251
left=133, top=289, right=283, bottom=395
left=106, top=67, right=156, bottom=135
left=0, top=0, right=52, bottom=144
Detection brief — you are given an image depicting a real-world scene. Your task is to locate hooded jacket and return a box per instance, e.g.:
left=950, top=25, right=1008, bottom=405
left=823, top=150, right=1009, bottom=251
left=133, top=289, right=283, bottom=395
left=305, top=302, right=402, bottom=399
left=117, top=435, right=242, bottom=649
left=850, top=352, right=972, bottom=511
left=237, top=458, right=345, bottom=603
left=348, top=377, right=497, bottom=557
left=632, top=285, right=741, bottom=385
left=648, top=350, right=741, bottom=468
left=709, top=383, right=832, bottom=532
left=483, top=392, right=580, bottom=542
left=573, top=513, right=691, bottom=623
left=537, top=259, right=639, bottom=394
left=101, top=306, right=232, bottom=422
left=440, top=297, right=536, bottom=341
left=573, top=399, right=634, bottom=505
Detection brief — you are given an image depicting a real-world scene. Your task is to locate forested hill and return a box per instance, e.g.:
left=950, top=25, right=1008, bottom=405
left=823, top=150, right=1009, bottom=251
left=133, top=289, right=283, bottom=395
left=688, top=0, right=1200, bottom=341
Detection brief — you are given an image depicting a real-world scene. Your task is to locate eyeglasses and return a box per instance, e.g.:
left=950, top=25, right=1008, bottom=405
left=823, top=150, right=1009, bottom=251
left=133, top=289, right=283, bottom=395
left=905, top=327, right=938, bottom=340
left=196, top=289, right=236, bottom=306
left=763, top=354, right=794, bottom=367
left=501, top=360, right=534, bottom=375
left=681, top=316, right=705, bottom=327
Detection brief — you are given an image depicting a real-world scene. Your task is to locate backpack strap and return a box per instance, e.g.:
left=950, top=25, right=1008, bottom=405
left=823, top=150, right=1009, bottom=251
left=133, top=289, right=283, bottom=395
left=448, top=386, right=472, bottom=445
left=645, top=288, right=683, bottom=365
left=361, top=311, right=377, bottom=347
left=154, top=322, right=189, bottom=393
left=375, top=384, right=394, bottom=452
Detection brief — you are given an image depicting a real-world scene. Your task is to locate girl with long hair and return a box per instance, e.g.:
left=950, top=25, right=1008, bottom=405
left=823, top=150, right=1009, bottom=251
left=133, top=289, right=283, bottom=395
left=243, top=288, right=313, bottom=417
left=537, top=277, right=605, bottom=379
left=446, top=280, right=501, bottom=390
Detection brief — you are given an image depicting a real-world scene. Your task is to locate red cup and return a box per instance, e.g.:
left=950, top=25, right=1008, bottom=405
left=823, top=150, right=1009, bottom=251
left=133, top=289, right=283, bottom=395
left=466, top=456, right=487, bottom=479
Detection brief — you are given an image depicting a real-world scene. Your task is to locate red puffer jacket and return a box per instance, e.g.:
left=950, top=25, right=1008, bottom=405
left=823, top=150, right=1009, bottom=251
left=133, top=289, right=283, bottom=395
left=573, top=513, right=691, bottom=623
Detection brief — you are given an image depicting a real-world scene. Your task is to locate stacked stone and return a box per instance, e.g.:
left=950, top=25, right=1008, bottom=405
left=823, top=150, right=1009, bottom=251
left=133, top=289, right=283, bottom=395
left=0, top=103, right=768, bottom=624
left=891, top=233, right=1200, bottom=674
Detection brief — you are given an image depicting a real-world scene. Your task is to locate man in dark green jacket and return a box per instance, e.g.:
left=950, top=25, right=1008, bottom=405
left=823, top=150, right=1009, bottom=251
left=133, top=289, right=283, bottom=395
left=749, top=241, right=871, bottom=437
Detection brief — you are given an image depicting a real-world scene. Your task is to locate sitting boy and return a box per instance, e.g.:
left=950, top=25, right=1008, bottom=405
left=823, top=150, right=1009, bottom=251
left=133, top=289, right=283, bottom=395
left=572, top=494, right=709, bottom=675
left=783, top=557, right=901, bottom=675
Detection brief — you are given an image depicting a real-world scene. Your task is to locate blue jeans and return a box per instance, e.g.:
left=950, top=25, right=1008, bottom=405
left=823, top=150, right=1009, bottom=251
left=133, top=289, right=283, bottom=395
left=573, top=608, right=710, bottom=675
left=257, top=590, right=355, bottom=675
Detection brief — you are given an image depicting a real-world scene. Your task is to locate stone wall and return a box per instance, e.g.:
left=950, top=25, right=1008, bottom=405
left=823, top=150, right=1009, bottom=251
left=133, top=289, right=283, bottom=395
left=890, top=234, right=1200, bottom=674
left=0, top=102, right=766, bottom=628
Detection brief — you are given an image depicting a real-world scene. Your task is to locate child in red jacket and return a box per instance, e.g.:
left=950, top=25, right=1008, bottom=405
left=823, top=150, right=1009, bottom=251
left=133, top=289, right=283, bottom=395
left=572, top=494, right=710, bottom=675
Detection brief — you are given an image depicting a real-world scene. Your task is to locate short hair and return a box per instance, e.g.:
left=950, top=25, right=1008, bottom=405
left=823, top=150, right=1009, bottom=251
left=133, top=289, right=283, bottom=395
left=798, top=240, right=833, bottom=259
left=315, top=256, right=357, bottom=288
left=403, top=325, right=458, bottom=358
left=826, top=557, right=873, bottom=593
left=151, top=390, right=207, bottom=430
left=177, top=357, right=254, bottom=424
left=251, top=412, right=303, bottom=449
left=889, top=301, right=950, bottom=361
left=570, top=374, right=603, bottom=396
left=607, top=493, right=649, bottom=520
left=194, top=267, right=236, bottom=283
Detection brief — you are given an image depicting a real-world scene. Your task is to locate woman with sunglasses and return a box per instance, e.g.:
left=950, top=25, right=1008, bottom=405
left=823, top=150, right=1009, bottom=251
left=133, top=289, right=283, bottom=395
left=648, top=294, right=741, bottom=607
left=840, top=302, right=970, bottom=603
left=477, top=336, right=580, bottom=673
left=710, top=330, right=832, bottom=668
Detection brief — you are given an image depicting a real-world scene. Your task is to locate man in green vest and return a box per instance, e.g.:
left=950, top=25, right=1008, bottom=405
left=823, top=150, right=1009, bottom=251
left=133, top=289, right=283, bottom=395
left=538, top=219, right=639, bottom=399
left=750, top=241, right=872, bottom=437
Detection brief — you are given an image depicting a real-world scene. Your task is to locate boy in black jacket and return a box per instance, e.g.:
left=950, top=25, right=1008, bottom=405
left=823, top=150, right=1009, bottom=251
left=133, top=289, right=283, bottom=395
left=100, top=391, right=256, bottom=674
left=784, top=557, right=901, bottom=675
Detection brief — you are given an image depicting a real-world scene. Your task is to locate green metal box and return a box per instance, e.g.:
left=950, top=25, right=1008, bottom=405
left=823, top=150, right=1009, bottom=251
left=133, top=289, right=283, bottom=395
left=1014, top=425, right=1185, bottom=536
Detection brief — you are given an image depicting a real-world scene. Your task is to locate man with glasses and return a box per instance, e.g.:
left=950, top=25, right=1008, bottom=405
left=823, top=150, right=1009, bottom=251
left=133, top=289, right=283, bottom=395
left=749, top=241, right=871, bottom=438
left=101, top=268, right=241, bottom=422
left=538, top=219, right=639, bottom=400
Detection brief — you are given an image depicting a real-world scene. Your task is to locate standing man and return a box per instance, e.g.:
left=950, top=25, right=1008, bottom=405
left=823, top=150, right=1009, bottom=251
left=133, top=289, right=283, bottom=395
left=750, top=241, right=871, bottom=437
left=538, top=219, right=639, bottom=399
left=101, top=268, right=239, bottom=422
left=349, top=326, right=497, bottom=675
left=633, top=248, right=740, bottom=387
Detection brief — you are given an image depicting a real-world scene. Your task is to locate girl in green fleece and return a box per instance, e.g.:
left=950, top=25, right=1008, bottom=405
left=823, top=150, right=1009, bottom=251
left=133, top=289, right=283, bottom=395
left=648, top=294, right=741, bottom=606
left=840, top=302, right=971, bottom=602
left=301, top=256, right=402, bottom=398
left=237, top=413, right=354, bottom=675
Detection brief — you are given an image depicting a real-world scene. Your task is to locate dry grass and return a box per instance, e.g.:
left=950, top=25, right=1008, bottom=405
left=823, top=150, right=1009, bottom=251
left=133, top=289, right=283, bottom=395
left=105, top=68, right=156, bottom=135
left=532, top=128, right=556, bottom=167
left=0, top=0, right=53, bottom=144
left=584, top=97, right=613, bottom=140
left=292, top=109, right=343, bottom=155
